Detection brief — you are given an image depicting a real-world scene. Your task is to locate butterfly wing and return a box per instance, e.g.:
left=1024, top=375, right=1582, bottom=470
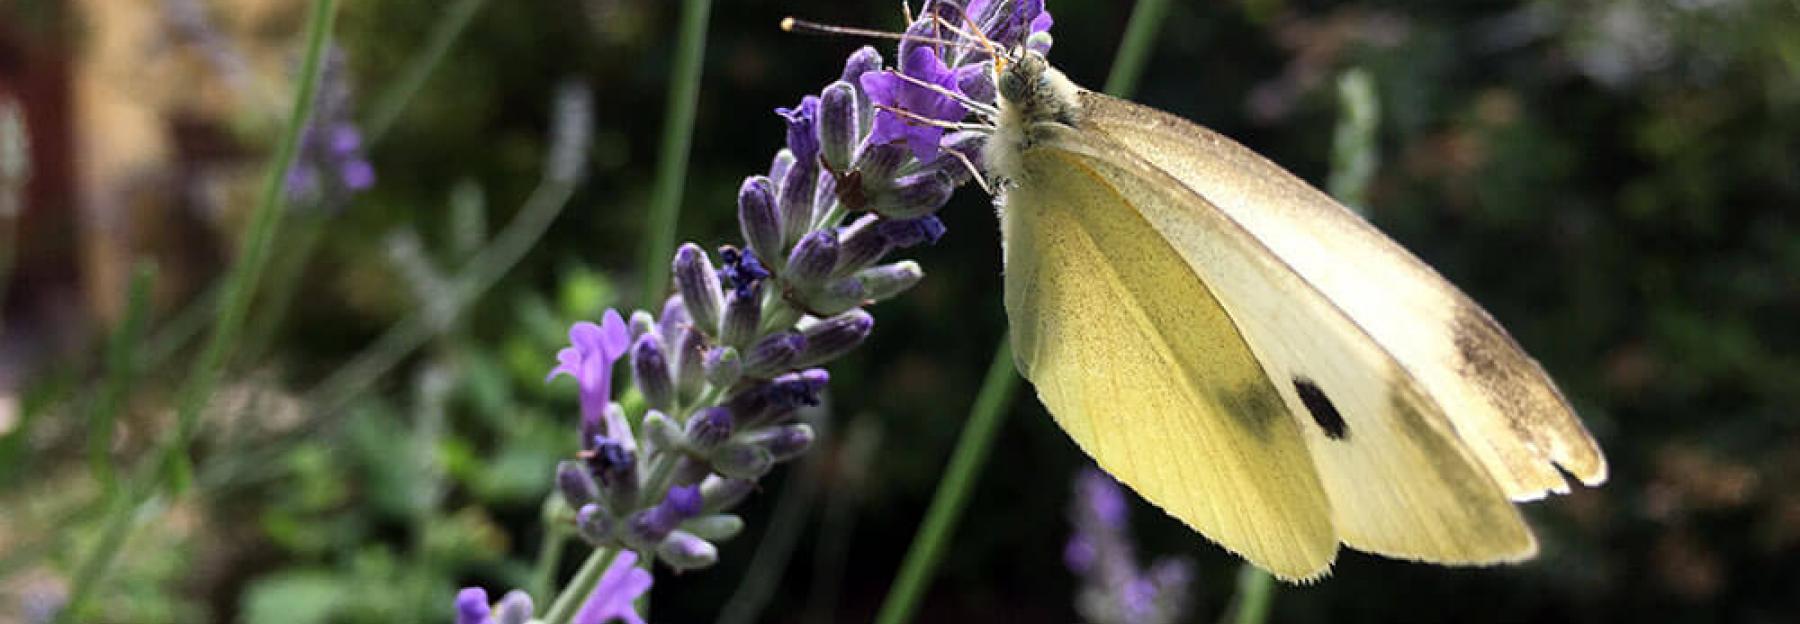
left=1075, top=92, right=1607, bottom=501
left=1001, top=140, right=1340, bottom=581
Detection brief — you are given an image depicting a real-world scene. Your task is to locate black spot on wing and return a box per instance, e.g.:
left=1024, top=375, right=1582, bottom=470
left=1293, top=377, right=1348, bottom=440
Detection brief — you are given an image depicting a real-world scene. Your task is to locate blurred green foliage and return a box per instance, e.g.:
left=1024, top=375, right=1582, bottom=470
left=3, top=0, right=1798, bottom=622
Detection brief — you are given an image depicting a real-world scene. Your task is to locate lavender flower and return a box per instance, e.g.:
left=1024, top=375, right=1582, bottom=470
left=284, top=46, right=375, bottom=209
left=1068, top=468, right=1195, bottom=624
left=574, top=550, right=654, bottom=624
left=528, top=0, right=1059, bottom=613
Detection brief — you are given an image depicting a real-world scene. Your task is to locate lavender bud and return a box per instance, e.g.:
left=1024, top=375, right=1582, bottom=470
left=643, top=410, right=681, bottom=454
left=682, top=514, right=745, bottom=542
left=776, top=95, right=821, bottom=165
left=699, top=475, right=757, bottom=512
left=588, top=440, right=639, bottom=511
left=819, top=82, right=858, bottom=172
left=556, top=460, right=600, bottom=506
left=853, top=142, right=908, bottom=184
left=631, top=333, right=674, bottom=411
left=859, top=261, right=925, bottom=302
left=869, top=171, right=955, bottom=219
left=813, top=168, right=839, bottom=220
left=455, top=588, right=490, bottom=624
left=786, top=229, right=840, bottom=286
left=769, top=149, right=796, bottom=188
left=628, top=310, right=657, bottom=340
left=835, top=215, right=890, bottom=276
left=672, top=244, right=724, bottom=336
left=658, top=295, right=690, bottom=342
left=711, top=442, right=775, bottom=480
left=602, top=402, right=636, bottom=452
left=743, top=331, right=805, bottom=378
left=657, top=531, right=719, bottom=572
left=841, top=46, right=882, bottom=135
left=671, top=324, right=708, bottom=402
left=721, top=291, right=762, bottom=350
left=801, top=277, right=866, bottom=317
left=625, top=485, right=704, bottom=550
left=495, top=591, right=534, bottom=624
left=778, top=156, right=819, bottom=246
left=737, top=177, right=783, bottom=270
left=576, top=503, right=613, bottom=543
left=729, top=369, right=831, bottom=428
left=703, top=347, right=743, bottom=388
left=876, top=215, right=946, bottom=248
left=754, top=422, right=816, bottom=462
left=674, top=455, right=713, bottom=486
left=795, top=309, right=873, bottom=367
left=685, top=406, right=735, bottom=451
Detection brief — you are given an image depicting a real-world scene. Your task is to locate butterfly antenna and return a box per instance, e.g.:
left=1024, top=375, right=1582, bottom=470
left=781, top=17, right=982, bottom=52
left=886, top=69, right=999, bottom=117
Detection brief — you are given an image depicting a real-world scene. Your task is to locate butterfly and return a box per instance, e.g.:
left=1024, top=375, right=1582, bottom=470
left=986, top=50, right=1607, bottom=581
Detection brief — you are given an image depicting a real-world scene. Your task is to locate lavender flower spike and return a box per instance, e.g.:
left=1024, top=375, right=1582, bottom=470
left=573, top=550, right=653, bottom=624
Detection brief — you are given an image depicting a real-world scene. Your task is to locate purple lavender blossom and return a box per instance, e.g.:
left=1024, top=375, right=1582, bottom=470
left=574, top=550, right=654, bottom=624
left=549, top=310, right=632, bottom=427
left=1068, top=468, right=1195, bottom=624
left=284, top=46, right=375, bottom=209
left=862, top=47, right=968, bottom=160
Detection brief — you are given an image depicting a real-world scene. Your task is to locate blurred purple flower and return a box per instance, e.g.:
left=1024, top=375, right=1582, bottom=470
left=862, top=47, right=967, bottom=160
left=1068, top=467, right=1194, bottom=624
left=574, top=550, right=653, bottom=624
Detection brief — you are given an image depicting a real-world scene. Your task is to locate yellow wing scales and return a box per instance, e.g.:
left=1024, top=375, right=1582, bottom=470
left=1003, top=146, right=1339, bottom=580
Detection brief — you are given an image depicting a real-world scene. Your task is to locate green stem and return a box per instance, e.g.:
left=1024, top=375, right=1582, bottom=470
left=56, top=2, right=338, bottom=618
left=88, top=263, right=157, bottom=494
left=530, top=524, right=572, bottom=600
left=1225, top=566, right=1276, bottom=624
left=714, top=415, right=831, bottom=624
left=638, top=0, right=713, bottom=305
left=543, top=547, right=618, bottom=624
left=1103, top=0, right=1173, bottom=97
left=872, top=341, right=1018, bottom=624
left=362, top=0, right=489, bottom=143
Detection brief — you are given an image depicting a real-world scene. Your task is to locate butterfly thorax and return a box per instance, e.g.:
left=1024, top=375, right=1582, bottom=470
left=988, top=50, right=1083, bottom=187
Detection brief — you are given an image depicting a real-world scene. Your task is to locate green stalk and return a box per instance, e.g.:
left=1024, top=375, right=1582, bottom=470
left=88, top=263, right=157, bottom=494
left=872, top=341, right=1018, bottom=624
left=543, top=547, right=619, bottom=624
left=638, top=0, right=713, bottom=305
left=363, top=0, right=489, bottom=142
left=1224, top=565, right=1276, bottom=624
left=714, top=415, right=830, bottom=624
left=1103, top=0, right=1173, bottom=97
left=55, top=1, right=339, bottom=618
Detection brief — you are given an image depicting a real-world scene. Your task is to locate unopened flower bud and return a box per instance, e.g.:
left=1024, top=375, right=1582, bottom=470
left=870, top=171, right=954, bottom=219
left=658, top=295, right=690, bottom=342
left=494, top=591, right=533, bottom=624
left=778, top=158, right=819, bottom=246
left=744, top=331, right=805, bottom=378
left=819, top=82, right=858, bottom=172
left=754, top=422, right=816, bottom=462
left=769, top=149, right=796, bottom=188
left=786, top=229, right=840, bottom=285
left=625, top=485, right=704, bottom=550
left=738, top=176, right=782, bottom=268
left=576, top=503, right=613, bottom=543
left=643, top=410, right=681, bottom=454
left=875, top=215, right=946, bottom=248
left=957, top=62, right=997, bottom=105
left=557, top=460, right=600, bottom=507
left=699, top=475, right=757, bottom=513
left=628, top=310, right=656, bottom=340
left=853, top=142, right=908, bottom=184
left=686, top=406, right=735, bottom=450
left=801, top=277, right=865, bottom=317
left=657, top=531, right=719, bottom=572
left=834, top=214, right=889, bottom=276
left=841, top=46, right=882, bottom=135
left=721, top=290, right=762, bottom=349
left=703, top=347, right=742, bottom=388
left=682, top=514, right=745, bottom=542
left=671, top=325, right=707, bottom=402
left=711, top=442, right=775, bottom=480
left=795, top=309, right=873, bottom=367
left=631, top=334, right=674, bottom=411
left=672, top=244, right=723, bottom=336
left=859, top=261, right=925, bottom=302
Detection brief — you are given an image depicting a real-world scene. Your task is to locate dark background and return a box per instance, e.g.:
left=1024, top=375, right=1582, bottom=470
left=2, top=0, right=1797, bottom=622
